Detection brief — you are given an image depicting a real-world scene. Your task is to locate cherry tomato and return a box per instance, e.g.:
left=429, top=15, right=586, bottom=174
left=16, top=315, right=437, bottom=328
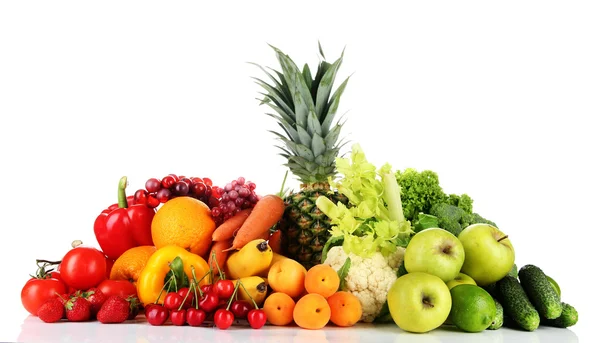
left=247, top=309, right=267, bottom=329
left=60, top=246, right=107, bottom=290
left=21, top=278, right=66, bottom=316
left=214, top=280, right=235, bottom=300
left=230, top=300, right=252, bottom=319
left=97, top=280, right=137, bottom=298
left=214, top=309, right=234, bottom=330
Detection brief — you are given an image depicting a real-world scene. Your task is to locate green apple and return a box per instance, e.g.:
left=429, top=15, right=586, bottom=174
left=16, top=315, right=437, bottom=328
left=404, top=228, right=465, bottom=282
left=387, top=272, right=452, bottom=333
left=446, top=272, right=477, bottom=290
left=458, top=223, right=515, bottom=286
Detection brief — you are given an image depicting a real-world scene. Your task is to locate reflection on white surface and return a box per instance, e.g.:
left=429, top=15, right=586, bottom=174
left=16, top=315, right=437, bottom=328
left=14, top=315, right=579, bottom=343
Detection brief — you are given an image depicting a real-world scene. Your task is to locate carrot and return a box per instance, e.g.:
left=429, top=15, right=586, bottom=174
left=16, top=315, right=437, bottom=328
left=268, top=230, right=282, bottom=255
left=209, top=239, right=232, bottom=278
left=212, top=208, right=252, bottom=241
left=230, top=194, right=285, bottom=250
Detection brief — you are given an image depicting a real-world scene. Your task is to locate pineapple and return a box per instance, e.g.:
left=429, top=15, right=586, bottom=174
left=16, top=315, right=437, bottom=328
left=253, top=44, right=350, bottom=268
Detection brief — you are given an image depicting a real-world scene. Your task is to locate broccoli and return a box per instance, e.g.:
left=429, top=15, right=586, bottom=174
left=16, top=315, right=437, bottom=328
left=395, top=169, right=447, bottom=222
left=429, top=203, right=472, bottom=236
left=469, top=213, right=497, bottom=228
left=447, top=193, right=473, bottom=214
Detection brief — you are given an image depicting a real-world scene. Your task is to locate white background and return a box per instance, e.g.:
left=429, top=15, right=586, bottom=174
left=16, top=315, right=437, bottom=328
left=1, top=1, right=598, bottom=342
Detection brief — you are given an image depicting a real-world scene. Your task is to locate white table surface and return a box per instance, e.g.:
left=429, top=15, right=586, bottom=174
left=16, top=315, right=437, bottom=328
left=5, top=314, right=581, bottom=343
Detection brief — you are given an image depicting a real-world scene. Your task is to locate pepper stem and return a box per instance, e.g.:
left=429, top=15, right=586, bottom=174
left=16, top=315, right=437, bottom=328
left=118, top=176, right=129, bottom=209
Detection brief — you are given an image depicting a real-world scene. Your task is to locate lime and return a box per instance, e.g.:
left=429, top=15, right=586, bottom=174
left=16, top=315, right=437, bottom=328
left=449, top=284, right=496, bottom=333
left=546, top=275, right=561, bottom=299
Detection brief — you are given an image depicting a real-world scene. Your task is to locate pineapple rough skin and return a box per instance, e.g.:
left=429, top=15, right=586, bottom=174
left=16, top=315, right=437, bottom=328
left=324, top=246, right=405, bottom=322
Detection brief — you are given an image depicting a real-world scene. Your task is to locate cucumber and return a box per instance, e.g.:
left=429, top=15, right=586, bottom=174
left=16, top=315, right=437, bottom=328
left=487, top=298, right=504, bottom=330
left=518, top=264, right=562, bottom=319
left=541, top=302, right=578, bottom=328
left=497, top=276, right=540, bottom=331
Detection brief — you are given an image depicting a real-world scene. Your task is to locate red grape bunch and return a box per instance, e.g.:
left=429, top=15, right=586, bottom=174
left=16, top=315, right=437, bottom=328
left=210, top=177, right=260, bottom=226
left=133, top=174, right=216, bottom=209
left=131, top=174, right=260, bottom=226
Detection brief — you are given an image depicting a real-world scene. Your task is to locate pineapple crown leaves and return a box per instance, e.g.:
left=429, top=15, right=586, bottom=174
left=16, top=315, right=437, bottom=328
left=251, top=42, right=352, bottom=183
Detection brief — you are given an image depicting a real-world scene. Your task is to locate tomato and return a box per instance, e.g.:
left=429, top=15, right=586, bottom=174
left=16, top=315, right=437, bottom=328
left=21, top=278, right=66, bottom=316
left=97, top=279, right=137, bottom=298
left=60, top=246, right=107, bottom=290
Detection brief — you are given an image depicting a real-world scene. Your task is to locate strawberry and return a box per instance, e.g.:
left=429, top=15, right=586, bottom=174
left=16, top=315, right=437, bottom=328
left=65, top=296, right=91, bottom=322
left=82, top=288, right=107, bottom=317
left=97, top=295, right=130, bottom=324
left=37, top=297, right=64, bottom=323
left=127, top=296, right=142, bottom=320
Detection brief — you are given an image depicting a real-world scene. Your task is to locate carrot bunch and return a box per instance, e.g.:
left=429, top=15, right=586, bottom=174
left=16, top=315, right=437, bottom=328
left=208, top=194, right=285, bottom=275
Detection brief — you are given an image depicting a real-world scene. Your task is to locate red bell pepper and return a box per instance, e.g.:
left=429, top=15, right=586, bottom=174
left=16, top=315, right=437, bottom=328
left=94, top=176, right=155, bottom=260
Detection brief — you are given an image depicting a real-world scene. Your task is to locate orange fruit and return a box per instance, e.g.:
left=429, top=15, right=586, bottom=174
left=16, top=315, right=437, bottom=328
left=151, top=196, right=216, bottom=257
left=327, top=291, right=362, bottom=327
left=263, top=292, right=295, bottom=326
left=304, top=264, right=340, bottom=298
left=110, top=245, right=156, bottom=283
left=293, top=293, right=331, bottom=330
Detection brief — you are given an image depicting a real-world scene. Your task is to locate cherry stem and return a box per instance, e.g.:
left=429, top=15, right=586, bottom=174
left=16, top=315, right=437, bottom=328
left=226, top=280, right=242, bottom=311
left=154, top=274, right=176, bottom=304
left=497, top=235, right=509, bottom=242
left=178, top=283, right=194, bottom=311
left=118, top=176, right=129, bottom=209
left=191, top=268, right=211, bottom=297
left=238, top=279, right=259, bottom=309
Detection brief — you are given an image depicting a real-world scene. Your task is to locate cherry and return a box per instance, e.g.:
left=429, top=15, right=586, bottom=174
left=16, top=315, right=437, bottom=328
left=214, top=280, right=235, bottom=300
left=200, top=284, right=213, bottom=294
left=186, top=308, right=206, bottom=327
left=214, top=308, right=234, bottom=330
left=199, top=292, right=219, bottom=313
left=177, top=288, right=194, bottom=309
left=170, top=309, right=186, bottom=326
left=145, top=305, right=169, bottom=326
left=230, top=300, right=251, bottom=319
left=247, top=309, right=267, bottom=329
left=163, top=292, right=183, bottom=311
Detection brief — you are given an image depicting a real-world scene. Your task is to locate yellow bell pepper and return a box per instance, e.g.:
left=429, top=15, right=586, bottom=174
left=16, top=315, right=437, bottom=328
left=137, top=245, right=210, bottom=306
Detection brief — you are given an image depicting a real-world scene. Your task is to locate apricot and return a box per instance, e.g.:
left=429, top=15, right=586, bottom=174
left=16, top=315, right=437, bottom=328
left=267, top=258, right=307, bottom=298
left=304, top=264, right=340, bottom=298
left=293, top=293, right=331, bottom=330
left=263, top=292, right=295, bottom=326
left=327, top=291, right=362, bottom=327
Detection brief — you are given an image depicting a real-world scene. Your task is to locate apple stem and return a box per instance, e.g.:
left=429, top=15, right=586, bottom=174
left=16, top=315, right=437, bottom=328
left=497, top=235, right=509, bottom=242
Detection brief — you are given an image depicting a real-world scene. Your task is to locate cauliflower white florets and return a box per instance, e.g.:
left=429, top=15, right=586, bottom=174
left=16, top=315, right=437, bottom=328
left=323, top=246, right=405, bottom=322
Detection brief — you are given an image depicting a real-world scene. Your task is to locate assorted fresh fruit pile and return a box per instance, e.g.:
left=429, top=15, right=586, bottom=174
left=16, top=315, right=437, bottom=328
left=19, top=43, right=578, bottom=334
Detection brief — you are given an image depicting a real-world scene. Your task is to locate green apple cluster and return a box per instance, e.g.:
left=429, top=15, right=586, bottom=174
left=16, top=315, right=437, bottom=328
left=386, top=224, right=516, bottom=333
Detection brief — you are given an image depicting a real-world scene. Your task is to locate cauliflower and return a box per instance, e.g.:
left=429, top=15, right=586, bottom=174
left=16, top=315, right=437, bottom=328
left=324, top=245, right=405, bottom=323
